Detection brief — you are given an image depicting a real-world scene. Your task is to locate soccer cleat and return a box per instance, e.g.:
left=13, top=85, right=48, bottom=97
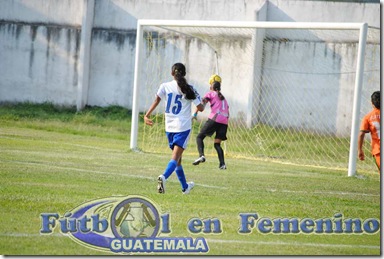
left=157, top=175, right=166, bottom=194
left=219, top=164, right=227, bottom=170
left=192, top=156, right=206, bottom=165
left=182, top=182, right=195, bottom=195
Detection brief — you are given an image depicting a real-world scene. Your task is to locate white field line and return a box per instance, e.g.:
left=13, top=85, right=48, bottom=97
left=0, top=233, right=379, bottom=250
left=1, top=160, right=227, bottom=190
left=0, top=135, right=123, bottom=153
left=7, top=160, right=377, bottom=196
left=267, top=188, right=380, bottom=197
left=0, top=152, right=379, bottom=195
left=206, top=238, right=380, bottom=250
left=1, top=160, right=379, bottom=194
left=1, top=132, right=378, bottom=175
left=0, top=233, right=66, bottom=237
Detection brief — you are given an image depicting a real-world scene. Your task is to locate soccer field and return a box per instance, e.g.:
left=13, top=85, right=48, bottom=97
left=0, top=104, right=381, bottom=255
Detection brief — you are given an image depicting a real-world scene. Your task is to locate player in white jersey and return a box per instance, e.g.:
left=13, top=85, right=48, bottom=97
left=144, top=63, right=205, bottom=194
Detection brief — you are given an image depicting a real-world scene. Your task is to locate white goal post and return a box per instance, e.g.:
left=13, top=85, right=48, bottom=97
left=130, top=19, right=372, bottom=177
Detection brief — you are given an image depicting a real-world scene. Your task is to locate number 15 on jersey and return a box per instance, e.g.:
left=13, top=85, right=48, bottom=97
left=165, top=93, right=182, bottom=115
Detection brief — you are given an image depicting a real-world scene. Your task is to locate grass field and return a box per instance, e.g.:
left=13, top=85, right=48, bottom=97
left=139, top=111, right=377, bottom=173
left=0, top=103, right=381, bottom=255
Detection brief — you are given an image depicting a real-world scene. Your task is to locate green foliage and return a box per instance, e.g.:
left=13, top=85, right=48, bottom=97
left=0, top=102, right=131, bottom=140
left=0, top=102, right=76, bottom=120
left=0, top=102, right=132, bottom=122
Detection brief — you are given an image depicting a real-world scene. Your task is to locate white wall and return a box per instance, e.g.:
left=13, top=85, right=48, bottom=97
left=0, top=23, right=80, bottom=105
left=92, top=0, right=266, bottom=30
left=88, top=0, right=267, bottom=109
left=0, top=0, right=83, bottom=105
left=0, top=0, right=83, bottom=25
left=267, top=0, right=379, bottom=27
left=0, top=0, right=380, bottom=136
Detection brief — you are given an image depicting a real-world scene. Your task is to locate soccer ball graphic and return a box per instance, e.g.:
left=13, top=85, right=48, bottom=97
left=119, top=206, right=148, bottom=237
left=112, top=199, right=158, bottom=238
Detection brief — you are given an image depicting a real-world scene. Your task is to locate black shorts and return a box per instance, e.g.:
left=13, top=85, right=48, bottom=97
left=199, top=119, right=228, bottom=141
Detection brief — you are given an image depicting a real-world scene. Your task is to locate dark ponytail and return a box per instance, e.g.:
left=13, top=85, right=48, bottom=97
left=212, top=81, right=225, bottom=100
left=371, top=91, right=380, bottom=109
left=172, top=63, right=196, bottom=100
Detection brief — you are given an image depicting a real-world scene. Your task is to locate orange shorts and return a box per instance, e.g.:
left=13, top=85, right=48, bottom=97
left=373, top=153, right=380, bottom=173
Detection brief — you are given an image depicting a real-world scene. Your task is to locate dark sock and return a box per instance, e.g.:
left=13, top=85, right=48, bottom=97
left=196, top=134, right=206, bottom=157
left=214, top=143, right=225, bottom=166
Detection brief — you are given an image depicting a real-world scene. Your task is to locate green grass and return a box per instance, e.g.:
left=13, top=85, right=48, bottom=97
left=139, top=111, right=376, bottom=173
left=0, top=102, right=131, bottom=139
left=0, top=103, right=381, bottom=255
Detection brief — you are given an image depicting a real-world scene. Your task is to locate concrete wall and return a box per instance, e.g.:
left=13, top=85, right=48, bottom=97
left=0, top=22, right=81, bottom=106
left=0, top=0, right=83, bottom=25
left=0, top=0, right=380, bottom=136
left=88, top=0, right=266, bottom=109
left=0, top=0, right=83, bottom=106
left=267, top=0, right=379, bottom=27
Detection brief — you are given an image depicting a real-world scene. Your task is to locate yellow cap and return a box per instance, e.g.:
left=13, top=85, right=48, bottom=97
left=209, top=74, right=222, bottom=85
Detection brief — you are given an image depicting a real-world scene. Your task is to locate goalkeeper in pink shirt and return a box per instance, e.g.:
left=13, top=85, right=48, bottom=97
left=192, top=74, right=229, bottom=170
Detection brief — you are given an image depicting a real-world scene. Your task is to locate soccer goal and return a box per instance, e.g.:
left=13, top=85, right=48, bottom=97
left=130, top=20, right=380, bottom=176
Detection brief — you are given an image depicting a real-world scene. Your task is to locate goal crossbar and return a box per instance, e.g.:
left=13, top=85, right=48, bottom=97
left=130, top=20, right=369, bottom=177
left=138, top=19, right=363, bottom=30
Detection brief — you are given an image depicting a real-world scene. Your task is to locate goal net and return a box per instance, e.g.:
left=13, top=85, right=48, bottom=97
left=130, top=20, right=380, bottom=175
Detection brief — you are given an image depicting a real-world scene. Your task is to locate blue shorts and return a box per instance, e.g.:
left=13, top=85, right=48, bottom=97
left=166, top=129, right=191, bottom=150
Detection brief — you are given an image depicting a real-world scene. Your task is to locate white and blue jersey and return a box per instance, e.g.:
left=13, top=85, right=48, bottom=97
left=157, top=80, right=202, bottom=133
